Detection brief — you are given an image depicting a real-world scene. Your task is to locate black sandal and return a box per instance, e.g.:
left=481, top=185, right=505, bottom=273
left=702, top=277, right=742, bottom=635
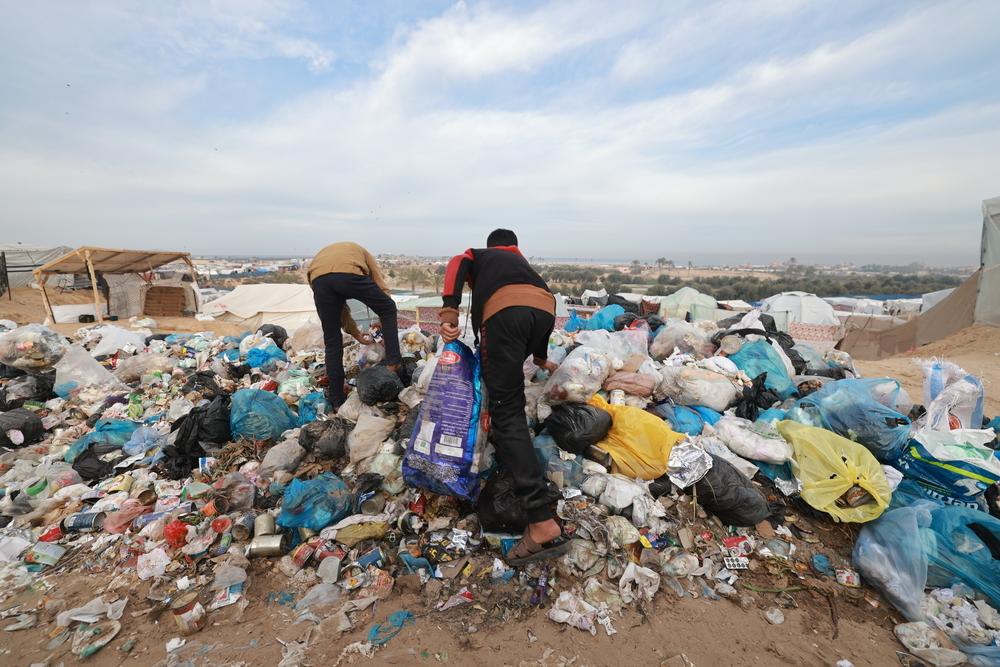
left=504, top=531, right=571, bottom=566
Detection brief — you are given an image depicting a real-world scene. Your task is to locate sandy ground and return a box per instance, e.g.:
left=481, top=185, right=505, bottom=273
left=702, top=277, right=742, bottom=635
left=856, top=324, right=1000, bottom=416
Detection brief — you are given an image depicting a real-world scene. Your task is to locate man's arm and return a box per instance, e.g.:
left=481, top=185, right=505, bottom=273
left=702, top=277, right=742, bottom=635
left=439, top=250, right=474, bottom=326
left=341, top=305, right=362, bottom=339
left=363, top=248, right=390, bottom=293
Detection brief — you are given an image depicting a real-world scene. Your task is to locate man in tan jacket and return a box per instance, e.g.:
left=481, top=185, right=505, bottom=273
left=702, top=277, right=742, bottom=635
left=308, top=242, right=400, bottom=408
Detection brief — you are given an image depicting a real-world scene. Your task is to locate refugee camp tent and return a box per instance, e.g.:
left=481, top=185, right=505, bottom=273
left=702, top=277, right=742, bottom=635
left=658, top=286, right=717, bottom=319
left=840, top=196, right=1000, bottom=359
left=921, top=288, right=955, bottom=312
left=33, top=247, right=199, bottom=323
left=0, top=244, right=72, bottom=288
left=202, top=284, right=380, bottom=333
left=761, top=291, right=840, bottom=326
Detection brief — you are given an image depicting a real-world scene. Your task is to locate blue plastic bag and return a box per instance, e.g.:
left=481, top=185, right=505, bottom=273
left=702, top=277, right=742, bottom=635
left=122, top=426, right=166, bottom=456
left=403, top=341, right=488, bottom=502
left=164, top=333, right=193, bottom=345
left=217, top=349, right=240, bottom=362
left=246, top=342, right=287, bottom=369
left=728, top=340, right=796, bottom=400
left=895, top=435, right=1000, bottom=511
left=64, top=419, right=139, bottom=463
left=230, top=388, right=297, bottom=441
left=652, top=403, right=704, bottom=436
left=276, top=473, right=351, bottom=532
left=756, top=408, right=787, bottom=424
left=533, top=433, right=584, bottom=488
left=297, top=392, right=330, bottom=426
left=689, top=405, right=722, bottom=426
left=795, top=379, right=911, bottom=462
left=585, top=305, right=625, bottom=331
left=564, top=310, right=584, bottom=333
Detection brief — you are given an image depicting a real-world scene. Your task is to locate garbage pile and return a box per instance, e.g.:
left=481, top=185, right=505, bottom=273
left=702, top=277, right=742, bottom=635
left=0, top=306, right=999, bottom=664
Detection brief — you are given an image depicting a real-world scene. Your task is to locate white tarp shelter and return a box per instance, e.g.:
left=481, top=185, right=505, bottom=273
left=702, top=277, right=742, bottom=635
left=658, top=286, right=717, bottom=319
left=761, top=291, right=840, bottom=326
left=202, top=284, right=379, bottom=333
left=921, top=288, right=955, bottom=312
left=1, top=245, right=72, bottom=288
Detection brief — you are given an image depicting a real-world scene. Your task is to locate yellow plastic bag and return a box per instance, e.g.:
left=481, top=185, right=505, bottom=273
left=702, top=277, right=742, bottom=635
left=588, top=395, right=685, bottom=480
left=777, top=420, right=891, bottom=523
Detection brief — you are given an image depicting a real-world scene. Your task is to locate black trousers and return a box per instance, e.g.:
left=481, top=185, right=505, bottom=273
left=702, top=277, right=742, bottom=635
left=481, top=306, right=555, bottom=524
left=311, top=273, right=401, bottom=406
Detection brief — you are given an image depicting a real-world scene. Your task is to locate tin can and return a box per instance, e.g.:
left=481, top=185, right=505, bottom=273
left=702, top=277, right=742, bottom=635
left=63, top=511, right=106, bottom=533
left=211, top=532, right=233, bottom=557
left=254, top=513, right=276, bottom=537
left=357, top=547, right=385, bottom=569
left=132, top=511, right=167, bottom=531
left=836, top=568, right=861, bottom=588
left=39, top=524, right=64, bottom=542
left=106, top=474, right=133, bottom=494
left=232, top=513, right=255, bottom=542
left=131, top=483, right=157, bottom=506
left=289, top=541, right=316, bottom=568
left=248, top=533, right=287, bottom=557
left=359, top=491, right=386, bottom=515
left=297, top=527, right=317, bottom=541
left=609, top=389, right=626, bottom=405
left=171, top=591, right=207, bottom=635
left=201, top=497, right=229, bottom=517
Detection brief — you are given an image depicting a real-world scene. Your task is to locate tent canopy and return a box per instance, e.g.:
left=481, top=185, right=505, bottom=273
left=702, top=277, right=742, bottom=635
left=658, top=286, right=717, bottom=318
left=34, top=246, right=192, bottom=276
left=0, top=245, right=72, bottom=288
left=761, top=291, right=840, bottom=326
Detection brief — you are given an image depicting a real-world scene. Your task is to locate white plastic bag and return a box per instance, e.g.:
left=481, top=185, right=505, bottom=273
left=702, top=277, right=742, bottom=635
left=347, top=413, right=394, bottom=464
left=710, top=416, right=793, bottom=464
left=574, top=330, right=649, bottom=365
left=543, top=346, right=614, bottom=404
left=54, top=345, right=126, bottom=397
left=87, top=325, right=147, bottom=357
left=657, top=366, right=738, bottom=412
left=650, top=320, right=715, bottom=360
left=288, top=322, right=325, bottom=354
left=260, top=438, right=306, bottom=479
left=619, top=563, right=660, bottom=604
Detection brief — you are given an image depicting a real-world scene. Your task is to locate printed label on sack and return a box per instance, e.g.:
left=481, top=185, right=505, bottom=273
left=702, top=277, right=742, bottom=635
left=436, top=434, right=465, bottom=458
left=414, top=420, right=435, bottom=455
left=439, top=351, right=461, bottom=366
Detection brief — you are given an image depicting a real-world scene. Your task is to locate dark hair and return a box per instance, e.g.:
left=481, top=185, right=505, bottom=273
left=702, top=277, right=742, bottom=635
left=487, top=228, right=518, bottom=247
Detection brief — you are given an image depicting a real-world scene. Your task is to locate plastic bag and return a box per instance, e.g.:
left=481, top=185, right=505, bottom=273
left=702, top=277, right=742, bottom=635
left=710, top=416, right=793, bottom=464
left=478, top=466, right=561, bottom=532
left=733, top=373, right=779, bottom=422
left=297, top=392, right=329, bottom=426
left=657, top=366, right=738, bottom=412
left=246, top=341, right=287, bottom=369
left=921, top=360, right=985, bottom=431
left=114, top=353, right=174, bottom=382
left=257, top=324, right=289, bottom=350
left=777, top=420, right=892, bottom=523
left=694, top=453, right=770, bottom=526
left=794, top=379, right=912, bottom=462
left=667, top=440, right=713, bottom=487
left=402, top=341, right=488, bottom=502
left=895, top=429, right=1000, bottom=509
left=64, top=419, right=139, bottom=463
left=348, top=413, right=395, bottom=465
left=852, top=501, right=929, bottom=620
left=288, top=322, right=325, bottom=354
left=603, top=371, right=657, bottom=398
left=544, top=403, right=613, bottom=455
left=575, top=329, right=649, bottom=363
left=123, top=426, right=166, bottom=456
left=0, top=324, right=67, bottom=371
left=696, top=435, right=759, bottom=480
left=542, top=346, right=614, bottom=404
left=533, top=433, right=584, bottom=488
left=619, top=563, right=660, bottom=604
left=299, top=419, right=348, bottom=459
left=54, top=345, right=126, bottom=397
left=260, top=438, right=306, bottom=479
left=589, top=394, right=684, bottom=480
left=0, top=408, right=44, bottom=447
left=649, top=319, right=716, bottom=360
left=88, top=325, right=147, bottom=357
left=276, top=473, right=351, bottom=532
left=728, top=340, right=796, bottom=400
left=230, top=389, right=297, bottom=441
left=585, top=305, right=625, bottom=331
left=652, top=402, right=704, bottom=436
left=564, top=311, right=585, bottom=333
left=356, top=366, right=403, bottom=405
left=0, top=374, right=54, bottom=410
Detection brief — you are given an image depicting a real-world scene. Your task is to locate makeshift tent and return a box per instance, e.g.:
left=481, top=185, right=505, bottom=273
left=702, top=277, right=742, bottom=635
left=203, top=284, right=377, bottom=333
left=0, top=245, right=72, bottom=288
left=761, top=291, right=840, bottom=326
left=921, top=288, right=954, bottom=312
left=840, top=196, right=1000, bottom=359
left=34, top=247, right=199, bottom=323
left=658, top=286, right=717, bottom=319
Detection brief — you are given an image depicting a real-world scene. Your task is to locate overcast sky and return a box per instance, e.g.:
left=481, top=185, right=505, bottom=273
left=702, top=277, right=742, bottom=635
left=1, top=1, right=998, bottom=265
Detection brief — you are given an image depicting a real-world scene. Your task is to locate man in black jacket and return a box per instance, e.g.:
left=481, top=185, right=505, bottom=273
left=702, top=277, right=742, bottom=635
left=440, top=229, right=568, bottom=564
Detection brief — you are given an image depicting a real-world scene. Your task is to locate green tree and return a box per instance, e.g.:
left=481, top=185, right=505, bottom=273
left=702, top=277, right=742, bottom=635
left=401, top=266, right=428, bottom=292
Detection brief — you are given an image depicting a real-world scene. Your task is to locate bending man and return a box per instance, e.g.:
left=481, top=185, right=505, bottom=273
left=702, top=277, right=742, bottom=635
left=440, top=229, right=568, bottom=564
left=308, top=241, right=401, bottom=408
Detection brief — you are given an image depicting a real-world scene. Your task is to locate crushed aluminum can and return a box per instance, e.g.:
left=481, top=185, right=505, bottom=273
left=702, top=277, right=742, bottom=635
left=722, top=536, right=754, bottom=558
left=62, top=511, right=106, bottom=533
left=356, top=547, right=384, bottom=569
left=200, top=497, right=229, bottom=517
left=39, top=524, right=64, bottom=543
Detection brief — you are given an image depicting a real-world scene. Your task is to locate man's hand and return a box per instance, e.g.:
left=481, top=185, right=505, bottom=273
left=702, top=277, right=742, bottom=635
left=440, top=323, right=460, bottom=343
left=541, top=359, right=560, bottom=373
left=354, top=333, right=374, bottom=345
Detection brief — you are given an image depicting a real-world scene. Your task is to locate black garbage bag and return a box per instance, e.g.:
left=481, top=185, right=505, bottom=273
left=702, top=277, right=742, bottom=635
left=0, top=363, right=25, bottom=379
left=642, top=314, right=665, bottom=331
left=693, top=454, right=770, bottom=526
left=545, top=404, right=612, bottom=455
left=478, top=466, right=562, bottom=532
left=396, top=357, right=420, bottom=388
left=733, top=373, right=779, bottom=421
left=299, top=418, right=349, bottom=459
left=607, top=293, right=640, bottom=315
left=613, top=312, right=639, bottom=331
left=181, top=371, right=223, bottom=398
left=392, top=408, right=419, bottom=446
left=356, top=366, right=403, bottom=405
left=258, top=324, right=289, bottom=350
left=162, top=396, right=231, bottom=480
left=0, top=374, right=54, bottom=410
left=0, top=408, right=45, bottom=447
left=72, top=443, right=121, bottom=480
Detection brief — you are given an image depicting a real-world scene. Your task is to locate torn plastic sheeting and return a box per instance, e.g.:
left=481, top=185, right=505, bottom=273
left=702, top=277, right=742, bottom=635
left=619, top=562, right=660, bottom=604
left=548, top=591, right=598, bottom=635
left=367, top=610, right=414, bottom=647
left=56, top=596, right=127, bottom=627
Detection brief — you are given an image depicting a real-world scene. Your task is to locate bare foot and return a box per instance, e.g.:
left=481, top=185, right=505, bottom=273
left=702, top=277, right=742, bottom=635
left=527, top=519, right=561, bottom=544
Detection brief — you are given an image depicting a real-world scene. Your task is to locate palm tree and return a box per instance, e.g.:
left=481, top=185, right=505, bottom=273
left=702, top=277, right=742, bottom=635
left=656, top=257, right=667, bottom=269
left=401, top=266, right=427, bottom=293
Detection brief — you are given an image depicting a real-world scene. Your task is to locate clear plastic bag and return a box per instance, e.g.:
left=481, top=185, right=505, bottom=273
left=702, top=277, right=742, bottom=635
left=533, top=433, right=584, bottom=488
left=920, top=360, right=985, bottom=431
left=54, top=345, right=126, bottom=397
left=542, top=346, right=614, bottom=404
left=649, top=319, right=716, bottom=360
left=0, top=324, right=67, bottom=371
left=87, top=325, right=147, bottom=357
left=288, top=322, right=325, bottom=354
left=114, top=353, right=174, bottom=382
left=574, top=330, right=649, bottom=364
